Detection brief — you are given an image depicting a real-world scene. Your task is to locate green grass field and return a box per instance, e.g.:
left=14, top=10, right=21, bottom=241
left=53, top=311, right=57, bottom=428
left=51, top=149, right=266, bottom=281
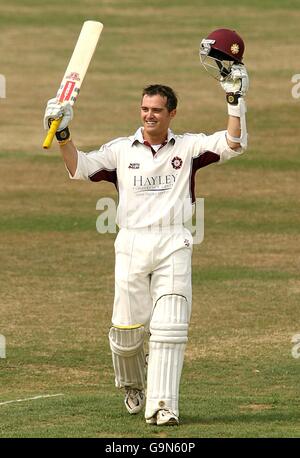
left=1, top=0, right=300, bottom=438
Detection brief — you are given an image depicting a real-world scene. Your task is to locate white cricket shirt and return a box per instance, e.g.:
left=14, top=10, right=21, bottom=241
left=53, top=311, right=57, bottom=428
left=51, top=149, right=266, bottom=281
left=70, top=128, right=244, bottom=229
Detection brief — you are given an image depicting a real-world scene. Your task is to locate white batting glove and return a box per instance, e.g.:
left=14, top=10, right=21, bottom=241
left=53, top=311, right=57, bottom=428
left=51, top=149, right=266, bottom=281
left=43, top=98, right=73, bottom=131
left=220, top=63, right=249, bottom=97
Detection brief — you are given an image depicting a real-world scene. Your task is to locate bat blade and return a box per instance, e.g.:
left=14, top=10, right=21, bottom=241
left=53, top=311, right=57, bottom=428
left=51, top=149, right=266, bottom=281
left=43, top=20, right=103, bottom=149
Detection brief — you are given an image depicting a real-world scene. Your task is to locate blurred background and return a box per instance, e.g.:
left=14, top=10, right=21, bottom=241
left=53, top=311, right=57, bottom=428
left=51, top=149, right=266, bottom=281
left=0, top=0, right=300, bottom=438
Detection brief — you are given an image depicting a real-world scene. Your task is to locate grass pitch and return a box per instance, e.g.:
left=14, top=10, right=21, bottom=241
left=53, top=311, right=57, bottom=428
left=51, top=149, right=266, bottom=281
left=0, top=0, right=300, bottom=438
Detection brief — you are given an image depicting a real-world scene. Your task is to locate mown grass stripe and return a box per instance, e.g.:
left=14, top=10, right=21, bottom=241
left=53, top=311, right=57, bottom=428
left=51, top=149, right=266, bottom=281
left=0, top=215, right=96, bottom=232
left=192, top=266, right=295, bottom=282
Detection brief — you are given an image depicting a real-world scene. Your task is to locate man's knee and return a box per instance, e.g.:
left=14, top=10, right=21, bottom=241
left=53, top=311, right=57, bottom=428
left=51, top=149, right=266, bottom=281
left=109, top=325, right=145, bottom=356
left=150, top=294, right=189, bottom=344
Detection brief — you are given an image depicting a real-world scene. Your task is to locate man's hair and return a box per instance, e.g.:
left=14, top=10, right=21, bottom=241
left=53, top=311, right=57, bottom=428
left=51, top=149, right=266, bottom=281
left=142, top=84, right=178, bottom=112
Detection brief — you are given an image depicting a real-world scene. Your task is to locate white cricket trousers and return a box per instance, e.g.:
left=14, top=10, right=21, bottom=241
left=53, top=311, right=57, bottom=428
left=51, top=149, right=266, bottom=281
left=112, top=226, right=193, bottom=327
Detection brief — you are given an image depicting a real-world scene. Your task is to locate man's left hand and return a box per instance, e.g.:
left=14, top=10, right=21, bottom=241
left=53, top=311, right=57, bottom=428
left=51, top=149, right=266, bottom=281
left=220, top=63, right=249, bottom=97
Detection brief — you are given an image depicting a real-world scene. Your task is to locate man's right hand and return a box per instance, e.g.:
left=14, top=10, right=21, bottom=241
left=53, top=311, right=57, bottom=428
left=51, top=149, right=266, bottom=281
left=43, top=98, right=73, bottom=131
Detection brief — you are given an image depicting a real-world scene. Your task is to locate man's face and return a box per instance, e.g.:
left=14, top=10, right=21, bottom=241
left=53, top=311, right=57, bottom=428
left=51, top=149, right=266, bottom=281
left=140, top=94, right=176, bottom=141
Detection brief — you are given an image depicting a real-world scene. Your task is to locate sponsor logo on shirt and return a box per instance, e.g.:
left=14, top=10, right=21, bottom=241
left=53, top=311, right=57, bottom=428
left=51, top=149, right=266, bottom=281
left=128, top=162, right=140, bottom=169
left=133, top=174, right=177, bottom=193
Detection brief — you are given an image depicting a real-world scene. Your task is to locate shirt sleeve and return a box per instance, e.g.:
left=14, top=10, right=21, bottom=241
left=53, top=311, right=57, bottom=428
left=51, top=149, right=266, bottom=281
left=69, top=144, right=117, bottom=183
left=191, top=130, right=244, bottom=168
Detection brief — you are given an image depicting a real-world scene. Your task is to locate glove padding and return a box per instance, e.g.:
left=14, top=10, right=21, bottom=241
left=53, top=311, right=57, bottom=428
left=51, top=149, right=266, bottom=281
left=220, top=63, right=249, bottom=97
left=43, top=98, right=73, bottom=131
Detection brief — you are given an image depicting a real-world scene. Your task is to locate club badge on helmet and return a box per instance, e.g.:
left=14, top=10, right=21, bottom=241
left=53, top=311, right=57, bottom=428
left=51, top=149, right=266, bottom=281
left=199, top=28, right=245, bottom=80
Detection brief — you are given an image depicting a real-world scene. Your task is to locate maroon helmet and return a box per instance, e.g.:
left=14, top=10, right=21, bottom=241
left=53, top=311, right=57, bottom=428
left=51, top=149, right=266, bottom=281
left=200, top=28, right=245, bottom=80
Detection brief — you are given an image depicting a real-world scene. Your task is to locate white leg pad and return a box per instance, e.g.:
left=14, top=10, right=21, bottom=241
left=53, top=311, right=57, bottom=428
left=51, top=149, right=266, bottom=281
left=109, top=326, right=146, bottom=390
left=145, top=295, right=189, bottom=419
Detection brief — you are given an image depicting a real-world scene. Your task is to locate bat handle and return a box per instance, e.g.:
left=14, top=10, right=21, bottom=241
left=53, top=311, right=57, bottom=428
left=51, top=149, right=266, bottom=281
left=43, top=117, right=63, bottom=149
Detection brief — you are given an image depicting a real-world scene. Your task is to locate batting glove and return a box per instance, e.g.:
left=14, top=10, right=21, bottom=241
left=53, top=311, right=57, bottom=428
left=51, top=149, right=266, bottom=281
left=43, top=98, right=73, bottom=131
left=220, top=63, right=249, bottom=97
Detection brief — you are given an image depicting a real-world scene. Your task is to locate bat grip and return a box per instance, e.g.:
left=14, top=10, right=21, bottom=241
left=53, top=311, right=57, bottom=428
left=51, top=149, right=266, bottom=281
left=43, top=117, right=63, bottom=149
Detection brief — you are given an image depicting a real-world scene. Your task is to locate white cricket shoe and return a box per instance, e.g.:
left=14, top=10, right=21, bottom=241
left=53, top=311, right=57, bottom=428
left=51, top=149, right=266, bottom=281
left=124, top=388, right=145, bottom=414
left=146, top=409, right=179, bottom=426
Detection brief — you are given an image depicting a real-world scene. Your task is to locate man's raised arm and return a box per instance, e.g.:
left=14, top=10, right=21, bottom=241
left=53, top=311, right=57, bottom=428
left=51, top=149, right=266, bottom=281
left=43, top=98, right=78, bottom=176
left=221, top=63, right=249, bottom=150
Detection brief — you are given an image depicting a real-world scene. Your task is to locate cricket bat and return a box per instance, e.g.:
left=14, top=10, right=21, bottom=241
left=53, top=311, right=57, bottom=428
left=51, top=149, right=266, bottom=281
left=43, top=20, right=103, bottom=149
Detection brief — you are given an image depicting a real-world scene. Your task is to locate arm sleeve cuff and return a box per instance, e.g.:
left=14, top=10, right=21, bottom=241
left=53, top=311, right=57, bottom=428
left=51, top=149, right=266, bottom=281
left=66, top=150, right=89, bottom=180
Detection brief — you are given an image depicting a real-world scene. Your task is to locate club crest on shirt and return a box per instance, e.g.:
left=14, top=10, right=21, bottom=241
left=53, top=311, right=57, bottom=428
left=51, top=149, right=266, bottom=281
left=171, top=156, right=183, bottom=170
left=128, top=162, right=140, bottom=169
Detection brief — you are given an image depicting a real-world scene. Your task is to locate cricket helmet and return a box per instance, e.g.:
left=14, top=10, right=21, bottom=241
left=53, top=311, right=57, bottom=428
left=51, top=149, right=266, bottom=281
left=199, top=28, right=245, bottom=80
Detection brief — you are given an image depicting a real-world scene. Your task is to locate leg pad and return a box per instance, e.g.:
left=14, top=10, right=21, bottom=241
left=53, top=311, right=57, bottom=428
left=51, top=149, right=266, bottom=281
left=145, top=295, right=189, bottom=419
left=109, top=325, right=146, bottom=389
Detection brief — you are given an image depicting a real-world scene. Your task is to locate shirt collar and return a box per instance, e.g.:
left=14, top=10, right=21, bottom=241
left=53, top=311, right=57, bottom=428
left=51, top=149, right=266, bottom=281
left=131, top=127, right=176, bottom=146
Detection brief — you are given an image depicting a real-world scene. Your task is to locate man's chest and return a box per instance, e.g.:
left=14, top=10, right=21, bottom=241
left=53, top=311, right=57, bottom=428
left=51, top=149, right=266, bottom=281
left=117, top=144, right=189, bottom=188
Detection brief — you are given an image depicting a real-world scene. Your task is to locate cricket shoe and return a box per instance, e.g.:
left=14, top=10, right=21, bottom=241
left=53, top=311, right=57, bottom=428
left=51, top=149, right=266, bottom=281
left=124, top=388, right=145, bottom=414
left=146, top=409, right=179, bottom=426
